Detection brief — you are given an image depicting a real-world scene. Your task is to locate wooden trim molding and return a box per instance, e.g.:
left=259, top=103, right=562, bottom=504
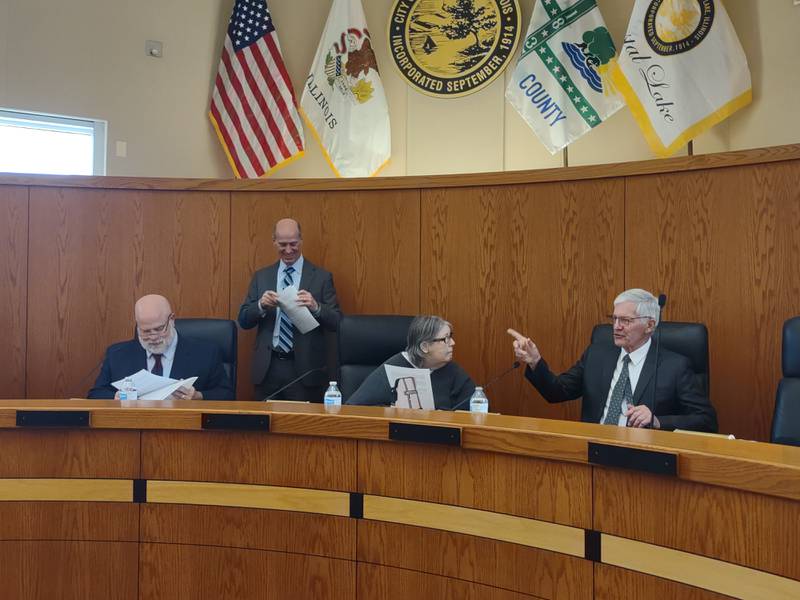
left=0, top=478, right=132, bottom=502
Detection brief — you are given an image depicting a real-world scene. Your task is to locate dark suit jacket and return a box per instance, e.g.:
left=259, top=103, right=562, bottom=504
left=238, top=259, right=341, bottom=386
left=525, top=341, right=718, bottom=432
left=87, top=336, right=234, bottom=400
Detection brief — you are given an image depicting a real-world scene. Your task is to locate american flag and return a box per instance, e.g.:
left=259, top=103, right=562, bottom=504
left=209, top=0, right=304, bottom=178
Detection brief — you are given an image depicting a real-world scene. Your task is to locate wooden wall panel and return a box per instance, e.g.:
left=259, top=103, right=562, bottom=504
left=0, top=186, right=27, bottom=397
left=420, top=181, right=624, bottom=418
left=594, top=564, right=731, bottom=600
left=594, top=468, right=800, bottom=580
left=0, top=541, right=137, bottom=599
left=358, top=521, right=592, bottom=599
left=26, top=187, right=230, bottom=398
left=140, top=543, right=355, bottom=599
left=357, top=563, right=538, bottom=599
left=230, top=189, right=421, bottom=400
left=142, top=430, right=356, bottom=490
left=626, top=161, right=800, bottom=440
left=0, top=503, right=137, bottom=541
left=358, top=441, right=591, bottom=528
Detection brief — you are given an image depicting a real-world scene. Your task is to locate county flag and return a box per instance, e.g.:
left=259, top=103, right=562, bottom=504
left=506, top=0, right=624, bottom=154
left=209, top=0, right=304, bottom=178
left=300, top=0, right=390, bottom=177
left=612, top=0, right=752, bottom=157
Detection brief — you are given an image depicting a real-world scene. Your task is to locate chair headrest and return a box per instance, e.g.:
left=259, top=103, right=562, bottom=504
left=782, top=317, right=800, bottom=377
left=591, top=321, right=708, bottom=374
left=338, top=315, right=414, bottom=365
left=174, top=318, right=237, bottom=364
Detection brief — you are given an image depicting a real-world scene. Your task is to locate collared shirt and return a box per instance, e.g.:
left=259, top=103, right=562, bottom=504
left=147, top=331, right=179, bottom=379
left=271, top=256, right=304, bottom=348
left=599, top=337, right=652, bottom=426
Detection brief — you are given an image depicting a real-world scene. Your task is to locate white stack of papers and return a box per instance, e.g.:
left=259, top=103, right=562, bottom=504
left=112, top=369, right=198, bottom=401
left=384, top=364, right=435, bottom=410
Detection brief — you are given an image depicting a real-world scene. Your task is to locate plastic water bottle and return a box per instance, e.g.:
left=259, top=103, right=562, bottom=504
left=119, top=377, right=138, bottom=401
left=323, top=381, right=342, bottom=407
left=469, top=386, right=488, bottom=413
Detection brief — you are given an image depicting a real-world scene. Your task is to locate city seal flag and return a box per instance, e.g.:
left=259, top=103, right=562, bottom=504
left=612, top=0, right=752, bottom=157
left=505, top=0, right=624, bottom=154
left=300, top=0, right=391, bottom=178
left=209, top=0, right=305, bottom=179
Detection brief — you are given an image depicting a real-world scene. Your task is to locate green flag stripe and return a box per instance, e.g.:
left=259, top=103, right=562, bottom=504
left=520, top=0, right=598, bottom=60
left=537, top=44, right=601, bottom=128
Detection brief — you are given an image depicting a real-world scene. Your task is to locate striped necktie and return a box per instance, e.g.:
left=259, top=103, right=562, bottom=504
left=276, top=266, right=295, bottom=352
left=603, top=355, right=632, bottom=425
left=152, top=354, right=163, bottom=376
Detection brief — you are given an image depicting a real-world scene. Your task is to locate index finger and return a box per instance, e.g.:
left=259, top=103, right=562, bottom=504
left=507, top=328, right=528, bottom=343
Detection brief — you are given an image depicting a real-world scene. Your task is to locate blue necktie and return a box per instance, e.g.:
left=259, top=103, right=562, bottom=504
left=603, top=355, right=632, bottom=425
left=277, top=266, right=295, bottom=352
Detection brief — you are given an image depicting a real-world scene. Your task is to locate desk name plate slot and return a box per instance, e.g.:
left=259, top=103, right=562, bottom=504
left=588, top=442, right=677, bottom=476
left=16, top=410, right=90, bottom=427
left=389, top=422, right=461, bottom=446
left=201, top=413, right=270, bottom=431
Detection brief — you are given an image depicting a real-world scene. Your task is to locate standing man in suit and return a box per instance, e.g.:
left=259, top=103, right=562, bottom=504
left=238, top=218, right=341, bottom=401
left=508, top=288, right=717, bottom=432
left=88, top=294, right=234, bottom=400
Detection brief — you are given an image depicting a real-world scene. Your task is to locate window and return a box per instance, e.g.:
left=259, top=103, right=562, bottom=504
left=0, top=108, right=106, bottom=176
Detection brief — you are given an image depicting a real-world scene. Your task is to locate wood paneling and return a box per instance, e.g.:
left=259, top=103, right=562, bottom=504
left=0, top=430, right=139, bottom=477
left=142, top=504, right=355, bottom=559
left=0, top=540, right=137, bottom=599
left=357, top=563, right=539, bottom=599
left=594, top=564, right=731, bottom=600
left=626, top=161, right=800, bottom=440
left=230, top=189, right=420, bottom=399
left=0, top=186, right=27, bottom=397
left=358, top=440, right=591, bottom=528
left=142, top=430, right=356, bottom=490
left=26, top=187, right=229, bottom=398
left=0, top=502, right=137, bottom=541
left=358, top=521, right=592, bottom=599
left=421, top=180, right=624, bottom=419
left=140, top=543, right=355, bottom=599
left=594, top=468, right=800, bottom=580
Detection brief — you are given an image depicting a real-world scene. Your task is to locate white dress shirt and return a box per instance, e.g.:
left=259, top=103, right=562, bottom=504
left=147, top=331, right=179, bottom=379
left=599, top=338, right=652, bottom=426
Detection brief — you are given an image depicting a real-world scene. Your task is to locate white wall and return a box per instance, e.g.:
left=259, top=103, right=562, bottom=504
left=0, top=0, right=797, bottom=179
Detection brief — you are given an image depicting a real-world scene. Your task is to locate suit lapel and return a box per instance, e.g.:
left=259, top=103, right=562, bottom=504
left=594, top=346, right=619, bottom=422
left=299, top=259, right=315, bottom=290
left=633, top=343, right=657, bottom=406
left=170, top=337, right=188, bottom=380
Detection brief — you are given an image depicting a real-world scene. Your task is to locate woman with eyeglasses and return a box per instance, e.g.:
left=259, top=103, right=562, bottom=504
left=346, top=315, right=475, bottom=410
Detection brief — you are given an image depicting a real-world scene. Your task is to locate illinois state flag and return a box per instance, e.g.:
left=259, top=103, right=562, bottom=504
left=506, top=0, right=624, bottom=154
left=612, top=0, right=752, bottom=156
left=209, top=0, right=305, bottom=178
left=300, top=0, right=390, bottom=177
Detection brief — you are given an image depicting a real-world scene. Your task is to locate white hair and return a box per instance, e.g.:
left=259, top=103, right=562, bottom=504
left=614, top=288, right=660, bottom=326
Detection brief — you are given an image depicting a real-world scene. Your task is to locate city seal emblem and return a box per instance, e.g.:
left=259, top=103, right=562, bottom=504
left=644, top=0, right=715, bottom=56
left=388, top=0, right=521, bottom=97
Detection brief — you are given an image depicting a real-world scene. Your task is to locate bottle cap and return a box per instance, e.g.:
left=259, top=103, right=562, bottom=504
left=329, top=381, right=337, bottom=385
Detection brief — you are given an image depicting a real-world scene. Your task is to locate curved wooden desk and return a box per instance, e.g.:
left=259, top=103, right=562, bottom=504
left=0, top=400, right=798, bottom=599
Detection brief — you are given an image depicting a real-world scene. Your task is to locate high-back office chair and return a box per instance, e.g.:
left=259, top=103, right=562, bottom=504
left=771, top=317, right=800, bottom=446
left=174, top=318, right=238, bottom=393
left=591, top=321, right=710, bottom=397
left=337, top=315, right=414, bottom=402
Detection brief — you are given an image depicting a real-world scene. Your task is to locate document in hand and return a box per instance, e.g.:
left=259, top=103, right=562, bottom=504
left=112, top=369, right=198, bottom=401
left=277, top=286, right=320, bottom=334
left=383, top=364, right=435, bottom=410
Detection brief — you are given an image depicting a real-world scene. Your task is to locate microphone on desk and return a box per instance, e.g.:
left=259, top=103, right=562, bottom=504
left=71, top=356, right=106, bottom=398
left=450, top=361, right=521, bottom=411
left=263, top=367, right=326, bottom=401
left=640, top=294, right=667, bottom=429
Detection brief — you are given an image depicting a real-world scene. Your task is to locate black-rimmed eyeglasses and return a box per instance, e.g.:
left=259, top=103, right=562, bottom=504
left=137, top=314, right=173, bottom=337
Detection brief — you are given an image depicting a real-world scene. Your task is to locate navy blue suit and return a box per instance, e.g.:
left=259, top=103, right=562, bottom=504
left=87, top=336, right=234, bottom=400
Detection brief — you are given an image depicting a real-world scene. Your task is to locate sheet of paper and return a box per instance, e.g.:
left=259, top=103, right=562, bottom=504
left=112, top=369, right=177, bottom=395
left=277, top=285, right=320, bottom=334
left=140, top=377, right=198, bottom=401
left=383, top=364, right=435, bottom=410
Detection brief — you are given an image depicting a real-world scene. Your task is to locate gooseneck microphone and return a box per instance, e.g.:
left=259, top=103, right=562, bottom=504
left=264, top=367, right=326, bottom=401
left=645, top=294, right=667, bottom=429
left=450, top=361, right=521, bottom=411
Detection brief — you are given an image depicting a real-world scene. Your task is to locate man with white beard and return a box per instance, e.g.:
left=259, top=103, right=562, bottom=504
left=87, top=294, right=234, bottom=400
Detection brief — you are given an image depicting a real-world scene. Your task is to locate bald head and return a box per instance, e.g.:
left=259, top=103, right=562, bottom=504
left=134, top=294, right=172, bottom=326
left=272, top=218, right=303, bottom=265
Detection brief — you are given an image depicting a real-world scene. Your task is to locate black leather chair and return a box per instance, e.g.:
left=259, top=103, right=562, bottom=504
left=337, top=315, right=414, bottom=402
left=771, top=317, right=800, bottom=446
left=591, top=321, right=710, bottom=397
left=174, top=318, right=238, bottom=393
